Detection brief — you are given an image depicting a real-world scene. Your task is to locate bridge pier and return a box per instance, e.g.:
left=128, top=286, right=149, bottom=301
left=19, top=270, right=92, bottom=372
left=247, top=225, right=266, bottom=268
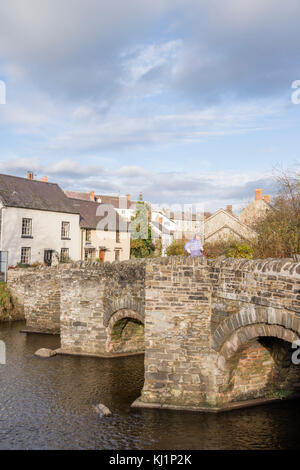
left=132, top=257, right=300, bottom=412
left=58, top=261, right=146, bottom=357
left=20, top=272, right=61, bottom=334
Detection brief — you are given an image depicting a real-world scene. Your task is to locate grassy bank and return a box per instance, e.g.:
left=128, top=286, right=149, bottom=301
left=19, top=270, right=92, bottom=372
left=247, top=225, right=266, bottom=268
left=0, top=282, right=24, bottom=322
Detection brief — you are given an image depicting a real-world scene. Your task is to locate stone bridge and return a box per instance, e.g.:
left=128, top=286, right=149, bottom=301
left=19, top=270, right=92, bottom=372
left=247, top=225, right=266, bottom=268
left=8, top=256, right=300, bottom=411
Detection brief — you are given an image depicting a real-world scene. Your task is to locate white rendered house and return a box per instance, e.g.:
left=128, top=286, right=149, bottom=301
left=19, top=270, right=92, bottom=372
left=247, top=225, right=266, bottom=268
left=0, top=173, right=81, bottom=266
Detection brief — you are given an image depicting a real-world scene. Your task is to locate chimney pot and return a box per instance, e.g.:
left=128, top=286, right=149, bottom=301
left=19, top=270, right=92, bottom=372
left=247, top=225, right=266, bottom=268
left=41, top=176, right=48, bottom=183
left=255, top=188, right=263, bottom=201
left=126, top=193, right=130, bottom=201
left=89, top=190, right=95, bottom=201
left=226, top=205, right=233, bottom=214
left=27, top=171, right=34, bottom=180
left=264, top=195, right=271, bottom=204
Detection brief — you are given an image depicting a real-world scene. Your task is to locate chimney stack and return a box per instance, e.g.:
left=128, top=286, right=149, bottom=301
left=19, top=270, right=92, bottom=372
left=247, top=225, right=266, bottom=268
left=255, top=188, right=263, bottom=201
left=27, top=171, right=34, bottom=180
left=264, top=195, right=271, bottom=204
left=41, top=176, right=48, bottom=183
left=89, top=190, right=95, bottom=201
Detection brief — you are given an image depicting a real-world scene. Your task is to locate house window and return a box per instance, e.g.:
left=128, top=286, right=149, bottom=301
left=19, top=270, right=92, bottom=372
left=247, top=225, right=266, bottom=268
left=22, top=218, right=32, bottom=237
left=21, top=247, right=31, bottom=264
left=116, top=230, right=120, bottom=243
left=60, top=248, right=69, bottom=262
left=61, top=221, right=70, bottom=239
left=115, top=249, right=120, bottom=261
left=86, top=229, right=91, bottom=242
left=84, top=248, right=95, bottom=261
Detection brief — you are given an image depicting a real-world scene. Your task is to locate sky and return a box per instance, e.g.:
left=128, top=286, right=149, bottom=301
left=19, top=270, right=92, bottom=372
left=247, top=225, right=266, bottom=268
left=0, top=0, right=300, bottom=212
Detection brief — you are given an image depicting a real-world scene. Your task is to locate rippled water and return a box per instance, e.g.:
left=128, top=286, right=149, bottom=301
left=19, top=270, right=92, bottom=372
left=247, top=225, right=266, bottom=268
left=0, top=321, right=300, bottom=449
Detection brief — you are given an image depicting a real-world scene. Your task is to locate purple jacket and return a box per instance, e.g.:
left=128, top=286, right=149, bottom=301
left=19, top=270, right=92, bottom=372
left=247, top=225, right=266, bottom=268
left=184, top=238, right=203, bottom=257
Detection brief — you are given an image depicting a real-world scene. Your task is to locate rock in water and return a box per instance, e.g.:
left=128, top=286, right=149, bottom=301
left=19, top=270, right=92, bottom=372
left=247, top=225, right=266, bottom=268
left=34, top=348, right=57, bottom=358
left=94, top=403, right=112, bottom=416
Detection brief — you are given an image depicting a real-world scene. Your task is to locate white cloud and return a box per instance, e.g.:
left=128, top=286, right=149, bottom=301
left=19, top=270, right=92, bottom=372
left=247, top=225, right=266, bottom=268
left=0, top=157, right=277, bottom=211
left=121, top=40, right=183, bottom=95
left=43, top=99, right=284, bottom=154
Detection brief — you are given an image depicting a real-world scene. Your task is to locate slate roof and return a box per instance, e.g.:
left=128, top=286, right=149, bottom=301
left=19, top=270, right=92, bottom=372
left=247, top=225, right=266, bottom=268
left=0, top=174, right=79, bottom=214
left=65, top=190, right=136, bottom=209
left=69, top=198, right=129, bottom=232
left=65, top=191, right=92, bottom=202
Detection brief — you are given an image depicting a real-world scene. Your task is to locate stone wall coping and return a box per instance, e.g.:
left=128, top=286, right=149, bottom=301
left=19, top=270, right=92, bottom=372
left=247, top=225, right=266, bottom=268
left=8, top=258, right=146, bottom=274
left=8, top=256, right=300, bottom=278
left=208, top=257, right=300, bottom=278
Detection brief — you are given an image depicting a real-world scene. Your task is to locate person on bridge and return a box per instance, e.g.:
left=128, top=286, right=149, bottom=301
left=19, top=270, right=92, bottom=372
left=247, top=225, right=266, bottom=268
left=184, top=234, right=204, bottom=258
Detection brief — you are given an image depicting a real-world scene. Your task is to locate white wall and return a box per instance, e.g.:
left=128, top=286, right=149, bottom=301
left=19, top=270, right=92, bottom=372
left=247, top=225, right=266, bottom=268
left=1, top=206, right=80, bottom=266
left=116, top=207, right=136, bottom=222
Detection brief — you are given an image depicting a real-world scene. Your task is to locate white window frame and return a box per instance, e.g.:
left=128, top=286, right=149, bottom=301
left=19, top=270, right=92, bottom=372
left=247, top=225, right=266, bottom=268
left=61, top=221, right=70, bottom=239
left=60, top=248, right=69, bottom=261
left=21, top=247, right=31, bottom=264
left=84, top=248, right=95, bottom=261
left=22, top=218, right=32, bottom=237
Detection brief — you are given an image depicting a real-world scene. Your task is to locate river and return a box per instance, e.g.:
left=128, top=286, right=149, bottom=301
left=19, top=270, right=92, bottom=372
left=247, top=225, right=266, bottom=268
left=0, top=321, right=299, bottom=450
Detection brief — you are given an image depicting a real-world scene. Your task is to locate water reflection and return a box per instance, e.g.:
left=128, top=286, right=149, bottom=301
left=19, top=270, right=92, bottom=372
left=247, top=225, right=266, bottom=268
left=0, top=322, right=299, bottom=449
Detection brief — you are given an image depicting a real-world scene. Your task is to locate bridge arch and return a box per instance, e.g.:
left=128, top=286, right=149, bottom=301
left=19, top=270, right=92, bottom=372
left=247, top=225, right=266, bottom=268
left=106, top=308, right=145, bottom=356
left=103, top=296, right=144, bottom=327
left=213, top=310, right=300, bottom=403
left=216, top=323, right=299, bottom=371
left=212, top=307, right=300, bottom=353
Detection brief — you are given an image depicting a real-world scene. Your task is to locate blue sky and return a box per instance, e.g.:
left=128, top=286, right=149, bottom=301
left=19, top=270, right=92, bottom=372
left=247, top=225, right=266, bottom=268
left=0, top=0, right=299, bottom=211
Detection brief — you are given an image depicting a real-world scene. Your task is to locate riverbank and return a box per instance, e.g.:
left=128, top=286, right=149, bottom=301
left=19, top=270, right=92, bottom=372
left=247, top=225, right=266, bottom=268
left=0, top=282, right=24, bottom=322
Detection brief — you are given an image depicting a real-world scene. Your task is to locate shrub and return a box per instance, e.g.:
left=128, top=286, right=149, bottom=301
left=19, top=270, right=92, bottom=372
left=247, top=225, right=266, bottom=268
left=204, top=239, right=233, bottom=258
left=166, top=238, right=189, bottom=256
left=252, top=170, right=300, bottom=258
left=16, top=262, right=31, bottom=269
left=225, top=242, right=254, bottom=259
left=130, top=226, right=155, bottom=258
left=204, top=238, right=254, bottom=259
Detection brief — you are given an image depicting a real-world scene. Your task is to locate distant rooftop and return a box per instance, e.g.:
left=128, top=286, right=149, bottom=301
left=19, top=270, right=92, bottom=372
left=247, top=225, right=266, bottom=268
left=69, top=198, right=128, bottom=231
left=65, top=190, right=136, bottom=210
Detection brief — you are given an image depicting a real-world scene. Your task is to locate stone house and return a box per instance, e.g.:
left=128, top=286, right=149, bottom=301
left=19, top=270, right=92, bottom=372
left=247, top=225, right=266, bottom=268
left=0, top=172, right=80, bottom=266
left=204, top=207, right=256, bottom=244
left=239, top=188, right=272, bottom=228
left=69, top=197, right=130, bottom=262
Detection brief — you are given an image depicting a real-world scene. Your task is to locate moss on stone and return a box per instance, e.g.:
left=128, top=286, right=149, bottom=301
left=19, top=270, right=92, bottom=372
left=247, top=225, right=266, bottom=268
left=0, top=282, right=24, bottom=321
